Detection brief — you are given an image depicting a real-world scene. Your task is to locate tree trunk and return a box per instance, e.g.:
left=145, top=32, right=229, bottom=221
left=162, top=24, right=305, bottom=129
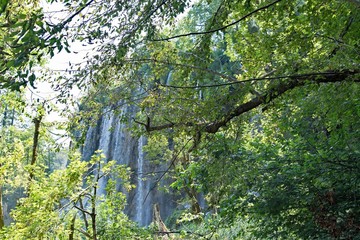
left=79, top=198, right=89, bottom=231
left=153, top=203, right=170, bottom=240
left=10, top=108, right=15, bottom=126
left=184, top=186, right=201, bottom=214
left=0, top=185, right=4, bottom=230
left=29, top=115, right=42, bottom=183
left=90, top=164, right=100, bottom=240
left=2, top=105, right=7, bottom=127
left=68, top=214, right=76, bottom=240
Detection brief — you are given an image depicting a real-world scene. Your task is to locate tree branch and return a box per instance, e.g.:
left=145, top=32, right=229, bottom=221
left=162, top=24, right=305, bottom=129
left=123, top=58, right=238, bottom=82
left=74, top=205, right=92, bottom=216
left=151, top=0, right=282, bottom=41
left=204, top=79, right=300, bottom=133
left=142, top=137, right=193, bottom=203
left=136, top=69, right=360, bottom=134
left=329, top=15, right=354, bottom=57
left=347, top=0, right=360, bottom=7
left=47, top=0, right=96, bottom=28
left=154, top=231, right=205, bottom=237
left=134, top=117, right=194, bottom=132
left=206, top=70, right=360, bottom=133
left=76, top=228, right=92, bottom=239
left=160, top=70, right=359, bottom=89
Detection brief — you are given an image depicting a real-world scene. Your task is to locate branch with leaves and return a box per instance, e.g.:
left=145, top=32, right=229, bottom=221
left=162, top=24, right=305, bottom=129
left=135, top=69, right=360, bottom=134
left=152, top=0, right=282, bottom=41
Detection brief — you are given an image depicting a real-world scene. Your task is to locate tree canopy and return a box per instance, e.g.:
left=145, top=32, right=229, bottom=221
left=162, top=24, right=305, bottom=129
left=0, top=0, right=360, bottom=239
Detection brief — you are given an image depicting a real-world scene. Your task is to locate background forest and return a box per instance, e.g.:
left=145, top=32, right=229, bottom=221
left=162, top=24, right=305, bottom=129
left=0, top=0, right=360, bottom=239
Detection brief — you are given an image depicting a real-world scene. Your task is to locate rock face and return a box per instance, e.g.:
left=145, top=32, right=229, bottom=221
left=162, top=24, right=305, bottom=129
left=81, top=105, right=178, bottom=226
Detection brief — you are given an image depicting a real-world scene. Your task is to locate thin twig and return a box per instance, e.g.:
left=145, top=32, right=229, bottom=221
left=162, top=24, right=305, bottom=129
left=160, top=70, right=359, bottom=89
left=151, top=0, right=282, bottom=41
left=142, top=137, right=193, bottom=203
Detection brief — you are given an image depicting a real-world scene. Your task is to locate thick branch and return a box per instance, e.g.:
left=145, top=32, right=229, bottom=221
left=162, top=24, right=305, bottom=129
left=136, top=69, right=360, bottom=134
left=205, top=79, right=300, bottom=133
left=160, top=70, right=358, bottom=89
left=207, top=70, right=359, bottom=133
left=152, top=0, right=282, bottom=41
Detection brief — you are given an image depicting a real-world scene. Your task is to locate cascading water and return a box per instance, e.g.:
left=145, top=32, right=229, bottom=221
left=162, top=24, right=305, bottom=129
left=97, top=112, right=114, bottom=196
left=81, top=105, right=178, bottom=226
left=135, top=136, right=145, bottom=224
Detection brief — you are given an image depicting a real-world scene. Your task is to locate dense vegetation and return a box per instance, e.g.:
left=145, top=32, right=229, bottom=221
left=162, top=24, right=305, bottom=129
left=0, top=0, right=359, bottom=239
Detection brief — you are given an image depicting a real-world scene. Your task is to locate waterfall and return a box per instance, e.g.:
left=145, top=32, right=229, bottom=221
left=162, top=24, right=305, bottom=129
left=97, top=112, right=114, bottom=196
left=135, top=136, right=145, bottom=225
left=81, top=105, right=178, bottom=226
left=165, top=71, right=172, bottom=85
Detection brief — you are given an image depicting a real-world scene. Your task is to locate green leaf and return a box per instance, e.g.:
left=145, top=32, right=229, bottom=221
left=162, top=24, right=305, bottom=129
left=0, top=0, right=8, bottom=14
left=28, top=73, right=36, bottom=89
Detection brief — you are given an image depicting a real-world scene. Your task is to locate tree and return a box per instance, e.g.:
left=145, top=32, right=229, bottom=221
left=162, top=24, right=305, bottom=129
left=1, top=0, right=360, bottom=238
left=68, top=0, right=360, bottom=238
left=0, top=90, right=65, bottom=232
left=0, top=152, right=149, bottom=239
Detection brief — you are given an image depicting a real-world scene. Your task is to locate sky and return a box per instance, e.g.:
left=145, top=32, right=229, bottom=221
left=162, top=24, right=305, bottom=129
left=28, top=1, right=96, bottom=122
left=23, top=1, right=95, bottom=144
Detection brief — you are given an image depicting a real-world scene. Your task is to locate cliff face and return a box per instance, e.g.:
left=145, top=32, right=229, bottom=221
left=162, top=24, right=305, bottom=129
left=81, top=105, right=178, bottom=226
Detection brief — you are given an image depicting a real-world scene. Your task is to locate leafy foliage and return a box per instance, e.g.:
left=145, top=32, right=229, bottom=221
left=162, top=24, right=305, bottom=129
left=64, top=0, right=360, bottom=238
left=0, top=152, right=150, bottom=239
left=1, top=0, right=360, bottom=239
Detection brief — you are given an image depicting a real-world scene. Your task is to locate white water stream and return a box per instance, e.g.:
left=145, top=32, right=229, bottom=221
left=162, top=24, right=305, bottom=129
left=81, top=106, right=177, bottom=226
